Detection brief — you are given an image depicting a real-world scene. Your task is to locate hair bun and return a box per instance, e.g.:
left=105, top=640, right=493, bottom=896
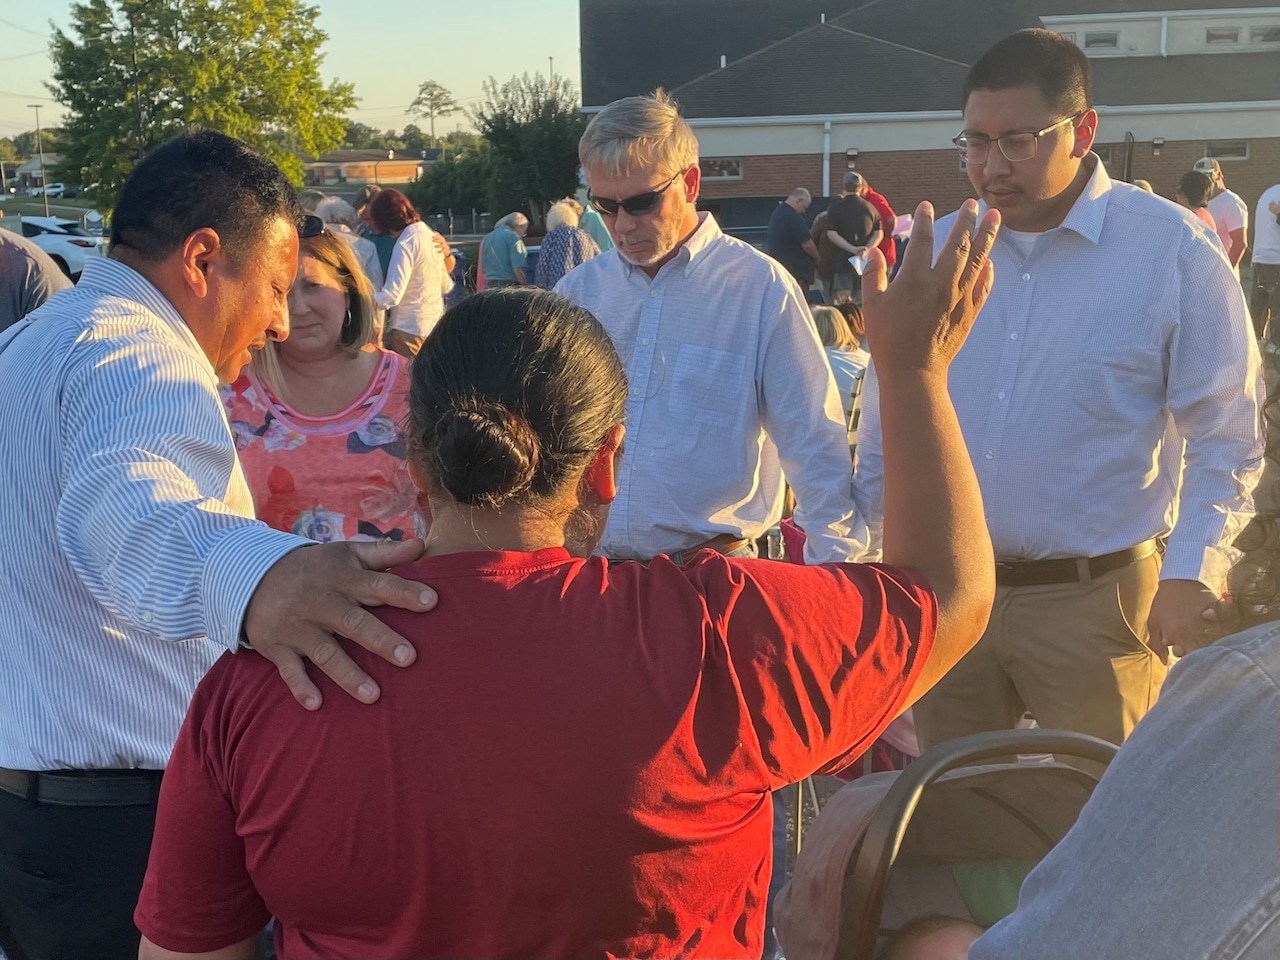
left=433, top=399, right=540, bottom=508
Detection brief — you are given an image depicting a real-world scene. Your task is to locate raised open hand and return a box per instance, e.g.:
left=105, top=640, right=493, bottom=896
left=862, top=199, right=1001, bottom=376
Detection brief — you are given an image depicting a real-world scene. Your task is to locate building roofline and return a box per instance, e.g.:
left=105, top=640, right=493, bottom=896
left=615, top=99, right=1280, bottom=126
left=1043, top=6, right=1280, bottom=22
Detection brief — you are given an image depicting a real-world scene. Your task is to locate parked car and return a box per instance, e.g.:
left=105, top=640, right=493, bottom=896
left=33, top=183, right=66, bottom=198
left=20, top=216, right=105, bottom=279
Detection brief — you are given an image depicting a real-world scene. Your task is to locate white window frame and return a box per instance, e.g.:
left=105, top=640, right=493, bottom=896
left=1249, top=25, right=1280, bottom=43
left=1084, top=31, right=1119, bottom=49
left=699, top=158, right=743, bottom=181
left=1093, top=144, right=1114, bottom=166
left=1205, top=140, right=1250, bottom=161
left=1205, top=26, right=1241, bottom=44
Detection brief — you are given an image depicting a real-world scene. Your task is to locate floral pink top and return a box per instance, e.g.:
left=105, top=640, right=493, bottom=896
left=222, top=350, right=421, bottom=542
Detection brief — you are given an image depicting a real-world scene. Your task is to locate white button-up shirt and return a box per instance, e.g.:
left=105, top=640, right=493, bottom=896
left=556, top=213, right=867, bottom=563
left=853, top=159, right=1263, bottom=591
left=0, top=258, right=307, bottom=770
left=375, top=221, right=453, bottom=338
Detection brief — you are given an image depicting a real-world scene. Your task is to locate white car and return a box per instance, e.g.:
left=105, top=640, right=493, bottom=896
left=21, top=216, right=105, bottom=279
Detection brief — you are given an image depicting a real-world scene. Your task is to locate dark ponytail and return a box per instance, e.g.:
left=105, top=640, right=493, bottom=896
left=410, top=289, right=627, bottom=510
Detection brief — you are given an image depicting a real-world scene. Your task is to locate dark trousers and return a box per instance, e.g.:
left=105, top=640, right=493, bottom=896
left=1252, top=262, right=1279, bottom=342
left=0, top=784, right=159, bottom=960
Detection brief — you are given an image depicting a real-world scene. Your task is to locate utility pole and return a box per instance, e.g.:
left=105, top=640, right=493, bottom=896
left=29, top=104, right=49, bottom=218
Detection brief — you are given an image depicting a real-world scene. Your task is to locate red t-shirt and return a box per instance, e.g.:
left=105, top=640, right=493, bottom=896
left=863, top=188, right=898, bottom=267
left=136, top=549, right=936, bottom=959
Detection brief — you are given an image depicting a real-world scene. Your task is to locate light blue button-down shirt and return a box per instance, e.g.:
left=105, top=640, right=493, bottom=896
left=556, top=213, right=867, bottom=563
left=0, top=257, right=308, bottom=770
left=854, top=158, right=1263, bottom=590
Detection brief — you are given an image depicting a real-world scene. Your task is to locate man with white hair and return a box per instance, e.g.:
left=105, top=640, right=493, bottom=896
left=481, top=212, right=529, bottom=288
left=555, top=90, right=866, bottom=565
left=1194, top=156, right=1249, bottom=274
left=766, top=187, right=820, bottom=288
left=315, top=196, right=385, bottom=291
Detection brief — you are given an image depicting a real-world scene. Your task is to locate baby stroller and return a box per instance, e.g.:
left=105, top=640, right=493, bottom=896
left=775, top=729, right=1118, bottom=959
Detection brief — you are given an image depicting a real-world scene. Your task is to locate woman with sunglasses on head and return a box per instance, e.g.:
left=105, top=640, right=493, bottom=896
left=222, top=226, right=422, bottom=544
left=368, top=188, right=455, bottom=359
left=136, top=202, right=999, bottom=960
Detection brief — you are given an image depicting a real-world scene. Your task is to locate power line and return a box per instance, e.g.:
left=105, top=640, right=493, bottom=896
left=0, top=17, right=46, bottom=38
left=0, top=50, right=46, bottom=64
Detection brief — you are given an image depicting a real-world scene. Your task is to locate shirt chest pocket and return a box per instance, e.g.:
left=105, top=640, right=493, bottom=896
left=1069, top=308, right=1167, bottom=414
left=666, top=345, right=750, bottom=427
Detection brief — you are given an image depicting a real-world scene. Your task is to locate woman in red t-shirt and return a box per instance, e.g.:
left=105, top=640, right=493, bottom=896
left=137, top=203, right=1000, bottom=960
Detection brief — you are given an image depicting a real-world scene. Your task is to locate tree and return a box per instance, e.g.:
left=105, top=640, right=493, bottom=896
left=410, top=80, right=460, bottom=146
left=471, top=73, right=584, bottom=222
left=406, top=140, right=493, bottom=217
left=48, top=0, right=355, bottom=206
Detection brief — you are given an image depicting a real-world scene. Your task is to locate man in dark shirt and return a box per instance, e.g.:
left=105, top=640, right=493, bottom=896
left=819, top=173, right=882, bottom=302
left=0, top=226, right=71, bottom=332
left=766, top=187, right=819, bottom=289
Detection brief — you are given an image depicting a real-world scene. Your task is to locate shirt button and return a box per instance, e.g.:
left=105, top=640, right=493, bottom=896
left=649, top=289, right=658, bottom=298
left=1022, top=273, right=1031, bottom=281
left=985, top=451, right=994, bottom=459
left=141, top=611, right=153, bottom=623
left=1010, top=332, right=1018, bottom=340
left=997, top=391, right=1006, bottom=399
left=642, top=338, right=650, bottom=346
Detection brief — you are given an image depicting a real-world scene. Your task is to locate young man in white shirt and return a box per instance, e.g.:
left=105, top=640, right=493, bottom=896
left=853, top=29, right=1263, bottom=752
left=1193, top=156, right=1249, bottom=274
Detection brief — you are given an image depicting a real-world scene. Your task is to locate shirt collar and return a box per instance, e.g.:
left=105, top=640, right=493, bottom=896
left=977, top=153, right=1112, bottom=247
left=77, top=257, right=214, bottom=369
left=617, top=211, right=724, bottom=280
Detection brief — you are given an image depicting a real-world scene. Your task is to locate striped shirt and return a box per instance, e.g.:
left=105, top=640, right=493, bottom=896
left=853, top=158, right=1264, bottom=591
left=0, top=257, right=308, bottom=770
left=556, top=212, right=867, bottom=563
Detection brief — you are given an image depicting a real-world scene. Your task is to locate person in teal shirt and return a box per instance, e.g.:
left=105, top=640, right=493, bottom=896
left=480, top=213, right=529, bottom=287
left=579, top=204, right=614, bottom=253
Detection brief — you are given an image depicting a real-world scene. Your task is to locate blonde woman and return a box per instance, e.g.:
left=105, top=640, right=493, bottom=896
left=534, top=199, right=601, bottom=289
left=223, top=221, right=420, bottom=542
left=812, top=304, right=869, bottom=419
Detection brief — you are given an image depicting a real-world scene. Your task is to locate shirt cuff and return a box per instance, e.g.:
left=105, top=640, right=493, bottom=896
left=201, top=524, right=312, bottom=653
left=1159, top=540, right=1237, bottom=595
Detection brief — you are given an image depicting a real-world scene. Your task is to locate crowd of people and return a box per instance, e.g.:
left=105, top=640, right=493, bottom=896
left=0, top=25, right=1275, bottom=960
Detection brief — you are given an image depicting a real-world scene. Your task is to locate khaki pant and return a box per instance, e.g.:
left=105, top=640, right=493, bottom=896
left=914, top=552, right=1166, bottom=750
left=384, top=328, right=426, bottom=360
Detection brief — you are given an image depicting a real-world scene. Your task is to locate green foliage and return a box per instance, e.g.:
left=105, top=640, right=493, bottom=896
left=405, top=140, right=493, bottom=216
left=49, top=0, right=355, bottom=207
left=470, top=73, right=584, bottom=222
left=410, top=80, right=460, bottom=144
left=0, top=130, right=67, bottom=161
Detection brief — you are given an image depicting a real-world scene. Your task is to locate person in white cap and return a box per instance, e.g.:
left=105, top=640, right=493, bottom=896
left=1194, top=156, right=1249, bottom=274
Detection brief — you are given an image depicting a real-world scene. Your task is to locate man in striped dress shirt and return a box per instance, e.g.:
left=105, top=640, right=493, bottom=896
left=854, top=30, right=1263, bottom=752
left=0, top=133, right=436, bottom=960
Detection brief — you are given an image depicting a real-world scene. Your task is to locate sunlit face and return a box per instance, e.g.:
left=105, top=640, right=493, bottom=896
left=584, top=161, right=699, bottom=268
left=281, top=254, right=351, bottom=361
left=208, top=216, right=297, bottom=382
left=961, top=86, right=1092, bottom=229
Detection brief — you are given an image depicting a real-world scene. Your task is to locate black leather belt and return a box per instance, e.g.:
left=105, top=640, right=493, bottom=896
left=0, top=767, right=163, bottom=807
left=995, top=540, right=1159, bottom=588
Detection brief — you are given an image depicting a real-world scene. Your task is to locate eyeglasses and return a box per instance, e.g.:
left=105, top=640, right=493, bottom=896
left=952, top=115, right=1079, bottom=165
left=587, top=170, right=685, bottom=217
left=300, top=214, right=326, bottom=238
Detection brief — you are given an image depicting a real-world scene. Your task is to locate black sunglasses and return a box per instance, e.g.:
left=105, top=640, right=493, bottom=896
left=300, top=214, right=326, bottom=238
left=588, top=170, right=685, bottom=217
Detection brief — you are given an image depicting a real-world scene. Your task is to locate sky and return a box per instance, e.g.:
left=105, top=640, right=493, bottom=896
left=0, top=0, right=582, bottom=139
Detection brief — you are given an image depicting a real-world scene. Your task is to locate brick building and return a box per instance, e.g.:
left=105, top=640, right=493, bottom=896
left=580, top=0, right=1280, bottom=238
